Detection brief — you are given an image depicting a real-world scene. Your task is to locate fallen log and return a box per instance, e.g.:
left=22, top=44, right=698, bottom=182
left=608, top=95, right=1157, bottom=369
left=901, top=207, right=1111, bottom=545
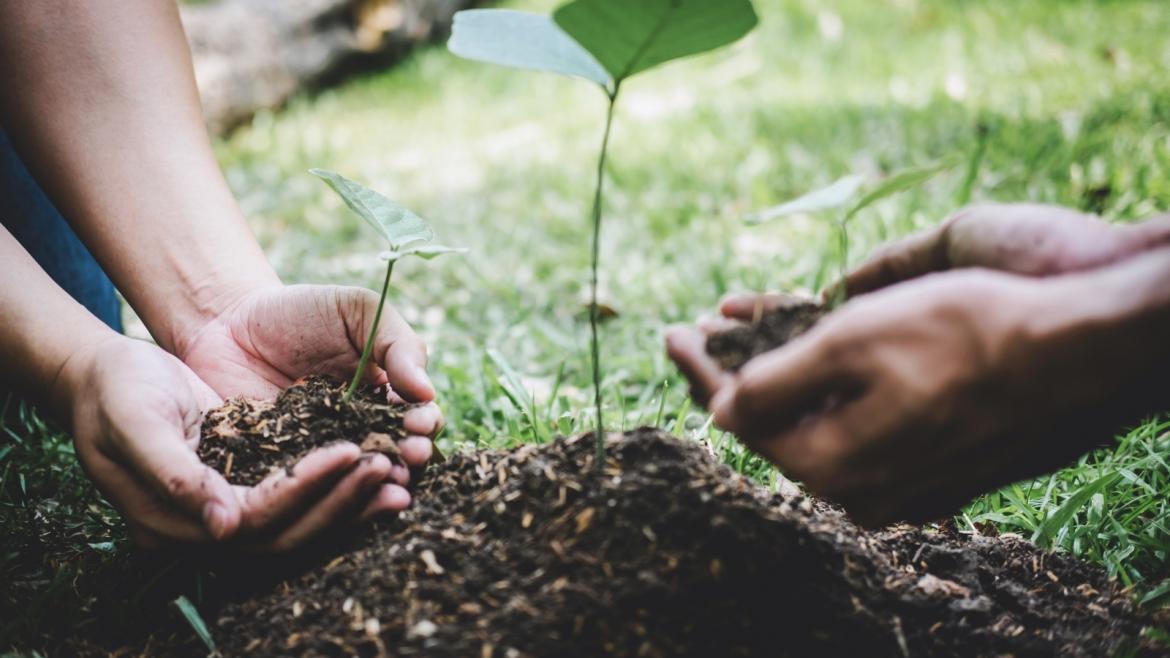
left=181, top=0, right=480, bottom=136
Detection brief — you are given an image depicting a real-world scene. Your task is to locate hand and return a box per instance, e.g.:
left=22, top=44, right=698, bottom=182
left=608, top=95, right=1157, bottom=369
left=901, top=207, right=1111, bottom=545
left=176, top=284, right=442, bottom=470
left=668, top=272, right=1138, bottom=527
left=835, top=203, right=1170, bottom=299
left=65, top=337, right=407, bottom=550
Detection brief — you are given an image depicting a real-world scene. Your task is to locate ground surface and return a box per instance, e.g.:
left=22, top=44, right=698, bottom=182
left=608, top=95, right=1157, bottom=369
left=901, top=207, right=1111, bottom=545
left=4, top=0, right=1170, bottom=654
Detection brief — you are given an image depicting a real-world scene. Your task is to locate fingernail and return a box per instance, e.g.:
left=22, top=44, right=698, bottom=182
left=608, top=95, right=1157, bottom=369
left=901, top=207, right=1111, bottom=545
left=202, top=502, right=231, bottom=541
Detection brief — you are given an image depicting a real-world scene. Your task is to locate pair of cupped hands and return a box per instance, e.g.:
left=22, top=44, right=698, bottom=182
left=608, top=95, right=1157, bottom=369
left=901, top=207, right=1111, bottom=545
left=65, top=284, right=443, bottom=551
left=668, top=203, right=1170, bottom=527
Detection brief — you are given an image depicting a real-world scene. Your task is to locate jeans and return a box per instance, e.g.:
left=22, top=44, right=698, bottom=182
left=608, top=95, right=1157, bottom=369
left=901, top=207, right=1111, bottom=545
left=0, top=126, right=122, bottom=332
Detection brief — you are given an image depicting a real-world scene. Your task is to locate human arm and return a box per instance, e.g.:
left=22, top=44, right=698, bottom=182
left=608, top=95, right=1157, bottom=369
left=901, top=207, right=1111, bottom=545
left=667, top=248, right=1170, bottom=527
left=0, top=0, right=440, bottom=456
left=1, top=226, right=409, bottom=549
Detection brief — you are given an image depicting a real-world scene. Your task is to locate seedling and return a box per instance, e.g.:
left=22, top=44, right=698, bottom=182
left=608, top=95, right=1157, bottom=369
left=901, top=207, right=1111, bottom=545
left=748, top=160, right=957, bottom=308
left=449, top=0, right=759, bottom=459
left=310, top=169, right=466, bottom=402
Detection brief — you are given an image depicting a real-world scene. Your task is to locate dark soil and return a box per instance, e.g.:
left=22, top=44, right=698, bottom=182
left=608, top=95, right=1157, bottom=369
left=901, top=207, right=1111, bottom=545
left=705, top=294, right=826, bottom=371
left=197, top=375, right=416, bottom=486
left=202, top=429, right=1161, bottom=658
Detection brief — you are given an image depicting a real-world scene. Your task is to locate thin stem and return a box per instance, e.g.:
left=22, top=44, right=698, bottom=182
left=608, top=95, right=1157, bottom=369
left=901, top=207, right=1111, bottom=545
left=590, top=89, right=619, bottom=462
left=831, top=219, right=850, bottom=309
left=345, top=258, right=395, bottom=401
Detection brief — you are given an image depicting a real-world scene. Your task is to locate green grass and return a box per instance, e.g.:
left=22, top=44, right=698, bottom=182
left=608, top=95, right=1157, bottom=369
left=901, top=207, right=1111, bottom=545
left=4, top=0, right=1170, bottom=650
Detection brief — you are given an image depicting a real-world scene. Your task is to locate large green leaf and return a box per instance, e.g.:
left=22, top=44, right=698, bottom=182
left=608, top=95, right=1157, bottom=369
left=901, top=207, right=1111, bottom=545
left=310, top=169, right=433, bottom=249
left=448, top=9, right=611, bottom=86
left=553, top=0, right=758, bottom=82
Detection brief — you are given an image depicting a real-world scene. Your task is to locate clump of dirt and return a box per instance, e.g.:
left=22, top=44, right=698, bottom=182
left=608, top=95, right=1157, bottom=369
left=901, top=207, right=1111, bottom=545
left=705, top=294, right=826, bottom=371
left=204, top=429, right=1160, bottom=658
left=197, top=375, right=416, bottom=486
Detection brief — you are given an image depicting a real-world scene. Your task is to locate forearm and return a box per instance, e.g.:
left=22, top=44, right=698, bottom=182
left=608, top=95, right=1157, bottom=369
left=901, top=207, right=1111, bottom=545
left=0, top=227, right=119, bottom=414
left=0, top=1, right=279, bottom=354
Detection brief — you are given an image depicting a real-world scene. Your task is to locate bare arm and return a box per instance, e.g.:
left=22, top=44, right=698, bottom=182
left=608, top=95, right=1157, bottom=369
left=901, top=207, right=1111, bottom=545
left=0, top=1, right=279, bottom=354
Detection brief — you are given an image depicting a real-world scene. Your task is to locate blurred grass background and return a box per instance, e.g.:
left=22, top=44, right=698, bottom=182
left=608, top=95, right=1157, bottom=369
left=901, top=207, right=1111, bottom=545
left=4, top=0, right=1170, bottom=649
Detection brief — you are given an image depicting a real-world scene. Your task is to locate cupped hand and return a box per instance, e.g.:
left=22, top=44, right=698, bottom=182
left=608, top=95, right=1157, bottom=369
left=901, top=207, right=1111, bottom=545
left=176, top=284, right=442, bottom=469
left=65, top=336, right=412, bottom=550
left=668, top=272, right=1130, bottom=527
left=833, top=203, right=1170, bottom=299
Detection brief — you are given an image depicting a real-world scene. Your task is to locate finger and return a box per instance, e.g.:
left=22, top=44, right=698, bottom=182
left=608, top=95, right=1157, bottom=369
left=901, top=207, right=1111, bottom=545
left=359, top=483, right=413, bottom=521
left=374, top=308, right=435, bottom=403
left=263, top=454, right=397, bottom=551
left=666, top=325, right=732, bottom=407
left=719, top=292, right=800, bottom=322
left=235, top=443, right=362, bottom=534
left=398, top=436, right=433, bottom=467
left=403, top=403, right=443, bottom=437
left=696, top=312, right=743, bottom=335
left=711, top=331, right=864, bottom=441
left=89, top=457, right=225, bottom=546
left=111, top=413, right=241, bottom=541
left=828, top=223, right=950, bottom=300
left=389, top=464, right=410, bottom=486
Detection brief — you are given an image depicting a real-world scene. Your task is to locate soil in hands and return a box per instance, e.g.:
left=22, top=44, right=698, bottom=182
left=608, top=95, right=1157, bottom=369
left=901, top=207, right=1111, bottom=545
left=196, top=375, right=415, bottom=486
left=705, top=293, right=826, bottom=371
left=203, top=429, right=1160, bottom=658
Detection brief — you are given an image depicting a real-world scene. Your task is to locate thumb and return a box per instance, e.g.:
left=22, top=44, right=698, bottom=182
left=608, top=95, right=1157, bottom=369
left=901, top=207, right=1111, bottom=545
left=112, top=409, right=242, bottom=541
left=344, top=287, right=435, bottom=402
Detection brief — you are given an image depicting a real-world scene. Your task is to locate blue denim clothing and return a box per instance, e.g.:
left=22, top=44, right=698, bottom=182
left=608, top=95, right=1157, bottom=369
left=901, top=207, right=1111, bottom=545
left=0, top=126, right=122, bottom=332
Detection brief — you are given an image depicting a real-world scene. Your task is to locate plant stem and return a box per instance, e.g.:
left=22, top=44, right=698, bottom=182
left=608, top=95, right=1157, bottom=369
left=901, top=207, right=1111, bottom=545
left=345, top=258, right=395, bottom=402
left=831, top=219, right=850, bottom=309
left=589, top=88, right=619, bottom=462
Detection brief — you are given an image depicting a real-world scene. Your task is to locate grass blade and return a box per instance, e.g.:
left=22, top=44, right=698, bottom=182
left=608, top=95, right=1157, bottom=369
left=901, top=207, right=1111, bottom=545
left=173, top=595, right=217, bottom=655
left=1033, top=472, right=1121, bottom=548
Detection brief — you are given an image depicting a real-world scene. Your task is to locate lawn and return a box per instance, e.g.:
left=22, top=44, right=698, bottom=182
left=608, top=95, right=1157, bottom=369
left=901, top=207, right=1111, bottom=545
left=4, top=0, right=1170, bottom=650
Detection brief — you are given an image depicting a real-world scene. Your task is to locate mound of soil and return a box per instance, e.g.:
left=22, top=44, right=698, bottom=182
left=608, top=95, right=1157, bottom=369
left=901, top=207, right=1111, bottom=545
left=201, top=429, right=1159, bottom=657
left=705, top=294, right=826, bottom=371
left=197, top=376, right=416, bottom=486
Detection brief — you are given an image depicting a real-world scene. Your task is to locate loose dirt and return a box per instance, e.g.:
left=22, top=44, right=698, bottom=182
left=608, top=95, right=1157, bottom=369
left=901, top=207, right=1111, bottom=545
left=197, top=375, right=415, bottom=486
left=202, top=428, right=1159, bottom=657
left=705, top=294, right=826, bottom=371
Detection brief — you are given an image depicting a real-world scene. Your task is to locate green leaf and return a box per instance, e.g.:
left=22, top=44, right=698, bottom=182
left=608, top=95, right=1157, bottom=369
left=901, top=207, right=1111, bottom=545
left=1033, top=472, right=1120, bottom=548
left=379, top=245, right=468, bottom=263
left=843, top=159, right=959, bottom=222
left=554, top=0, right=758, bottom=82
left=448, top=9, right=611, bottom=87
left=747, top=175, right=865, bottom=224
left=310, top=169, right=433, bottom=249
left=173, top=595, right=217, bottom=655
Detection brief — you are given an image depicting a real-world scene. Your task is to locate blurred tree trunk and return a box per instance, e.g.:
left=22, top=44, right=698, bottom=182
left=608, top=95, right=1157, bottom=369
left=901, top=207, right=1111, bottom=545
left=181, top=0, right=479, bottom=136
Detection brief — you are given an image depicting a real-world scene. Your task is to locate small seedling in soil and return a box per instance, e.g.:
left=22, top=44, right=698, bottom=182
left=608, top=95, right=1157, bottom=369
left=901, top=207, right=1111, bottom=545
left=747, top=160, right=957, bottom=308
left=197, top=172, right=464, bottom=483
left=708, top=162, right=957, bottom=370
left=449, top=0, right=759, bottom=459
left=309, top=168, right=465, bottom=402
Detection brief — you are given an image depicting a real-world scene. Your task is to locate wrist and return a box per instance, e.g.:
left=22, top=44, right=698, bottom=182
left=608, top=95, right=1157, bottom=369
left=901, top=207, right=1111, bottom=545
left=160, top=265, right=281, bottom=355
left=1009, top=249, right=1170, bottom=414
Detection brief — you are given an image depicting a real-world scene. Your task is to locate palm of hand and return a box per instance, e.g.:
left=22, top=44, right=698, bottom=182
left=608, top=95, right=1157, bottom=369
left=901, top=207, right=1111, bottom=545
left=179, top=284, right=370, bottom=400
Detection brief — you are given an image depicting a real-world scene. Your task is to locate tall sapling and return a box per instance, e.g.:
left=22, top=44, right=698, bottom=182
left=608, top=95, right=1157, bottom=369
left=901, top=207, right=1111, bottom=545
left=311, top=168, right=466, bottom=402
left=449, top=0, right=759, bottom=459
